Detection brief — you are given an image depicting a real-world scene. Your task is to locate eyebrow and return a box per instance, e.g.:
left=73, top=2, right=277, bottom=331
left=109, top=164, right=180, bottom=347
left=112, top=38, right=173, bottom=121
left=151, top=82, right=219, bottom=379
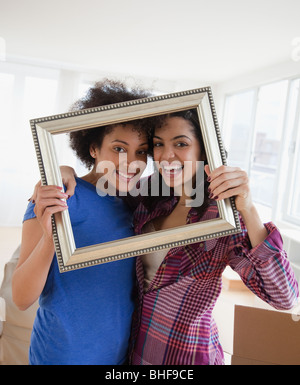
left=154, top=135, right=192, bottom=142
left=111, top=139, right=149, bottom=146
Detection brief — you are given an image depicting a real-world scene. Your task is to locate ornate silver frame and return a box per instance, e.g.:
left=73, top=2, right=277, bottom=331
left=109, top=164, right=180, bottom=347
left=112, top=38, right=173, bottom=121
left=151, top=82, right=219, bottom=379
left=30, top=87, right=241, bottom=272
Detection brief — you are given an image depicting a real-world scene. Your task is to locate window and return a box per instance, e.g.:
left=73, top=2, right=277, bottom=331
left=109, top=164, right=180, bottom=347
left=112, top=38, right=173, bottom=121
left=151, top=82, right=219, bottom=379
left=0, top=64, right=59, bottom=226
left=250, top=81, right=288, bottom=207
left=222, top=78, right=300, bottom=227
left=78, top=81, right=93, bottom=99
left=289, top=143, right=300, bottom=220
left=22, top=76, right=59, bottom=171
left=0, top=73, right=15, bottom=163
left=285, top=79, right=300, bottom=224
left=53, top=80, right=96, bottom=177
left=222, top=89, right=256, bottom=171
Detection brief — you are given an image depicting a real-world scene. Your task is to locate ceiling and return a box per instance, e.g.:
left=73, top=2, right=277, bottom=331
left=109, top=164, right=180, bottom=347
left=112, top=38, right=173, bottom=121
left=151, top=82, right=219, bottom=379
left=1, top=0, right=300, bottom=83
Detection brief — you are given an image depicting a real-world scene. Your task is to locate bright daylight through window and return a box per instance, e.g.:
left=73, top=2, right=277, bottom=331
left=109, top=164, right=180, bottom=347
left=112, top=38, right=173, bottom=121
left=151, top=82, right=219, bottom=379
left=223, top=78, right=300, bottom=226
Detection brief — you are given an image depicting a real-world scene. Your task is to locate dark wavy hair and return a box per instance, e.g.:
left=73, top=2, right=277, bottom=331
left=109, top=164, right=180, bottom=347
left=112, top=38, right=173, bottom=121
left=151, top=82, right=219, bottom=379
left=69, top=79, right=153, bottom=169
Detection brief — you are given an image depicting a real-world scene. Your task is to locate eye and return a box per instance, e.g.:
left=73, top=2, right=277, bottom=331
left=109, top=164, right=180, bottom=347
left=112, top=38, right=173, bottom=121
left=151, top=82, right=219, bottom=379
left=113, top=146, right=126, bottom=153
left=137, top=149, right=148, bottom=156
left=175, top=142, right=188, bottom=148
left=153, top=142, right=163, bottom=148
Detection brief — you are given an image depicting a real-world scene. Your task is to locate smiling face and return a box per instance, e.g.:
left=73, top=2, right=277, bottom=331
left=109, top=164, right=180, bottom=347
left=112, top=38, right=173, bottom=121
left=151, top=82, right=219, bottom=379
left=91, top=124, right=148, bottom=193
left=153, top=116, right=202, bottom=190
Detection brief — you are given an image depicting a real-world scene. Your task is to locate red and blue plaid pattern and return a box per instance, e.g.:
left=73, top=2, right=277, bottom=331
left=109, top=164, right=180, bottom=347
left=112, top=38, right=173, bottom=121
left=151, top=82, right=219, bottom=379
left=129, top=199, right=299, bottom=365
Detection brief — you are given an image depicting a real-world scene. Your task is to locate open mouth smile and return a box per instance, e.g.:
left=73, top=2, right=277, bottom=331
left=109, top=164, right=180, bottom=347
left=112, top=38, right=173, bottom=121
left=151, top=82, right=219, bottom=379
left=116, top=170, right=139, bottom=182
left=161, top=163, right=184, bottom=178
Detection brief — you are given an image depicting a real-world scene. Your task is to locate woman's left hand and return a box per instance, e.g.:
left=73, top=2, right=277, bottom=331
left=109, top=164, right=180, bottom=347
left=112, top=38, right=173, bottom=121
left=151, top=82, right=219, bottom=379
left=204, top=165, right=253, bottom=213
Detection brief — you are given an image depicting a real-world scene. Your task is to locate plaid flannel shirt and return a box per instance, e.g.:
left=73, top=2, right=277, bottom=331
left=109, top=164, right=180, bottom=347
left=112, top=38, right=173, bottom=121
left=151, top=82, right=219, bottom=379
left=129, top=197, right=299, bottom=365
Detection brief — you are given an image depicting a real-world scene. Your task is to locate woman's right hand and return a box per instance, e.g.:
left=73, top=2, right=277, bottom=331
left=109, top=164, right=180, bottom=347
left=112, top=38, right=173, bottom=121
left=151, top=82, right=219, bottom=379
left=13, top=185, right=68, bottom=311
left=33, top=184, right=69, bottom=239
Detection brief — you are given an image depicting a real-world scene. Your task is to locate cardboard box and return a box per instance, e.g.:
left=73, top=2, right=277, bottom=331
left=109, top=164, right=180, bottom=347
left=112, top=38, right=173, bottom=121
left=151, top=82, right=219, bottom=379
left=213, top=287, right=264, bottom=360
left=232, top=305, right=300, bottom=365
left=222, top=267, right=249, bottom=291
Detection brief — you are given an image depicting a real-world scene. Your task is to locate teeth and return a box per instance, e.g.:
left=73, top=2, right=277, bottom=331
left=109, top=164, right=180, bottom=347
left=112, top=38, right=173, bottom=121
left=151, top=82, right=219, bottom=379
left=118, top=171, right=135, bottom=179
left=163, top=165, right=183, bottom=171
left=164, top=166, right=182, bottom=171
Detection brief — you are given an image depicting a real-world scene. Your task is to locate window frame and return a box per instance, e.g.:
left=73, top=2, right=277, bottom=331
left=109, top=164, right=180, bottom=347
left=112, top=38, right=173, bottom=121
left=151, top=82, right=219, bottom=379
left=222, top=76, right=300, bottom=228
left=282, top=78, right=300, bottom=226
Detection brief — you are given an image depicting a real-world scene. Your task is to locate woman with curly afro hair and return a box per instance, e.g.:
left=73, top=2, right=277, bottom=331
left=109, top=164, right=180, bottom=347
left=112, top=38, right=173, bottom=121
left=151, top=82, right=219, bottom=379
left=13, top=79, right=153, bottom=365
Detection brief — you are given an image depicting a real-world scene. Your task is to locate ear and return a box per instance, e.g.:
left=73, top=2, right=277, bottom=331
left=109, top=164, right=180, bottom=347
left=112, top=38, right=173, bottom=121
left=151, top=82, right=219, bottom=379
left=89, top=144, right=97, bottom=158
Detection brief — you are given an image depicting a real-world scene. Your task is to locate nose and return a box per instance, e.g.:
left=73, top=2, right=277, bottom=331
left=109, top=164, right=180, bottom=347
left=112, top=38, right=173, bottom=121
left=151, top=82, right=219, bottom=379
left=159, top=145, right=176, bottom=162
left=118, top=153, right=131, bottom=169
left=117, top=151, right=139, bottom=162
left=124, top=152, right=139, bottom=167
left=119, top=153, right=145, bottom=174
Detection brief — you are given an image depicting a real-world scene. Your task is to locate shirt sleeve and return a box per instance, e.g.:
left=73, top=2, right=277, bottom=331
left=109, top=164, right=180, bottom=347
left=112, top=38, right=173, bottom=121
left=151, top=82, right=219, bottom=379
left=227, top=216, right=299, bottom=310
left=23, top=201, right=36, bottom=222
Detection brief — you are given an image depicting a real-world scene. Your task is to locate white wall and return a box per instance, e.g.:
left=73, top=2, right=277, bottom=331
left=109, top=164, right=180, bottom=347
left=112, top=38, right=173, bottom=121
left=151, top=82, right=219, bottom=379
left=1, top=54, right=299, bottom=228
left=0, top=58, right=218, bottom=227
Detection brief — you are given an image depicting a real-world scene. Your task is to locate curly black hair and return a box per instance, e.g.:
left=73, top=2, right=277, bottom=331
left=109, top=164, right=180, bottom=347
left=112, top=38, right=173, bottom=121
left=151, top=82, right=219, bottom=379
left=69, top=79, right=153, bottom=169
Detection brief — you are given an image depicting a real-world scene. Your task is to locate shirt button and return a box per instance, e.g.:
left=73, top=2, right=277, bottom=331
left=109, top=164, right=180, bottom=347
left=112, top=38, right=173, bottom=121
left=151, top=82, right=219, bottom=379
left=199, top=243, right=204, bottom=248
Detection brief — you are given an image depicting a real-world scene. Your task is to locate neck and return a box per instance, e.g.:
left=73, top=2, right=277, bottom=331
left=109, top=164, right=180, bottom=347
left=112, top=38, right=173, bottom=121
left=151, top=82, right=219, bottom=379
left=173, top=182, right=194, bottom=208
left=173, top=189, right=192, bottom=211
left=82, top=167, right=103, bottom=187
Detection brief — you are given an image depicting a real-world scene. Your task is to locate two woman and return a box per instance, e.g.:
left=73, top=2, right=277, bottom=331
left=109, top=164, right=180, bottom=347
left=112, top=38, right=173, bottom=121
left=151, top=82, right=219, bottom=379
left=15, top=81, right=299, bottom=365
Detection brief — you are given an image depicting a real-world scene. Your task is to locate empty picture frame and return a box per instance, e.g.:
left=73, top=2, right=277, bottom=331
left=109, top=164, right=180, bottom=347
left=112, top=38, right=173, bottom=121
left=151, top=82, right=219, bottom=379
left=30, top=87, right=241, bottom=272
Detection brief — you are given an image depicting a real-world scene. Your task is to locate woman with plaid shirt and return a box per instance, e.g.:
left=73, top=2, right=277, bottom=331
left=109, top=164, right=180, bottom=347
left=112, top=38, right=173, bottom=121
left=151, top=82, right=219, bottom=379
left=60, top=109, right=299, bottom=365
left=128, top=110, right=299, bottom=365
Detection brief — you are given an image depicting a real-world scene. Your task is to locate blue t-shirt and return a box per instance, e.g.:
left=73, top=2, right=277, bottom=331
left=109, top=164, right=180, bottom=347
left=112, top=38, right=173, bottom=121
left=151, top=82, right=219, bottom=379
left=23, top=178, right=136, bottom=365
